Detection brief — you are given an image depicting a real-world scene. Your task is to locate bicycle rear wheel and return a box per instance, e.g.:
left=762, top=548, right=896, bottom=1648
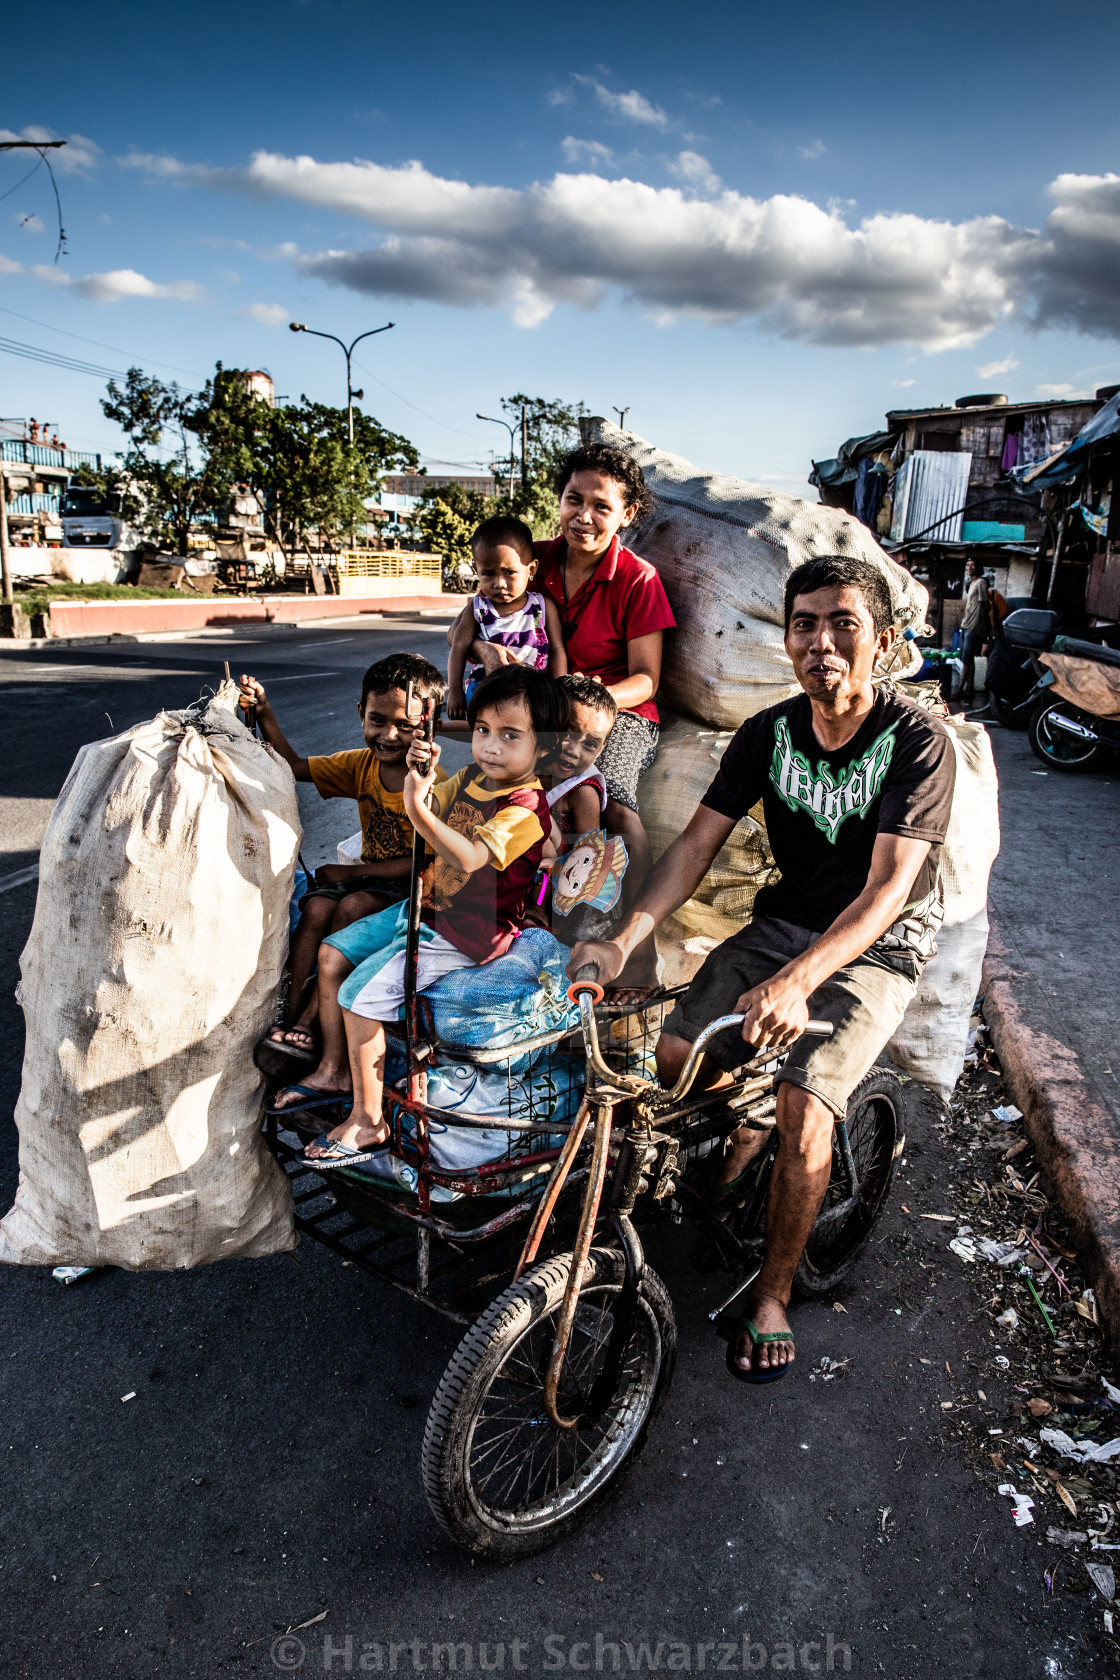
left=793, top=1067, right=904, bottom=1298
left=422, top=1247, right=675, bottom=1558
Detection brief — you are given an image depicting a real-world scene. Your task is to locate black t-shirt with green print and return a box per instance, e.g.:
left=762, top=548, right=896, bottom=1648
left=701, top=690, right=956, bottom=975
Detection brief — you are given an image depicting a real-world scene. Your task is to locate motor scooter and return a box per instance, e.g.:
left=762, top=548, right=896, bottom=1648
left=1026, top=634, right=1120, bottom=773
left=985, top=608, right=1120, bottom=732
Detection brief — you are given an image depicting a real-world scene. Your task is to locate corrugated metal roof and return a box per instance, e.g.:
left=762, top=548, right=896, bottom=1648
left=891, top=450, right=972, bottom=543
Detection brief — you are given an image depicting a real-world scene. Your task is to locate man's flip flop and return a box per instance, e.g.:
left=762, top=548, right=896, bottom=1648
left=300, top=1132, right=389, bottom=1171
left=724, top=1316, right=794, bottom=1386
left=265, top=1085, right=351, bottom=1119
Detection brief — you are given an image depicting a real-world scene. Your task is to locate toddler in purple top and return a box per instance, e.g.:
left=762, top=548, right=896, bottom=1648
left=446, top=514, right=568, bottom=720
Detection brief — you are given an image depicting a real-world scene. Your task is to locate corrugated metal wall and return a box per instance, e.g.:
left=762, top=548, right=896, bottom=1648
left=891, top=450, right=972, bottom=542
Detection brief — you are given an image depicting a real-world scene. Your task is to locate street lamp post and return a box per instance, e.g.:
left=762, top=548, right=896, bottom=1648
left=476, top=412, right=517, bottom=500
left=289, top=319, right=394, bottom=445
left=613, top=406, right=630, bottom=430
left=289, top=320, right=395, bottom=549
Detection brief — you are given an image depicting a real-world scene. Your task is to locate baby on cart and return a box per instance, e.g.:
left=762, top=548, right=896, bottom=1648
left=302, top=665, right=569, bottom=1166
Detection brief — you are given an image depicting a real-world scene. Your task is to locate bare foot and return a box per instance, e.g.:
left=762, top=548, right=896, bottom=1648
left=305, top=1110, right=389, bottom=1157
left=733, top=1292, right=794, bottom=1375
left=268, top=1025, right=316, bottom=1053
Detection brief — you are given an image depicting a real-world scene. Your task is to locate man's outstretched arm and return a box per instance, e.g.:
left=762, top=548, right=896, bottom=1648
left=567, top=804, right=737, bottom=984
left=735, top=833, right=932, bottom=1053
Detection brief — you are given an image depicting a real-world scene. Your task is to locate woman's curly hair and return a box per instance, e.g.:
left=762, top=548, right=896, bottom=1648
left=552, top=443, right=654, bottom=528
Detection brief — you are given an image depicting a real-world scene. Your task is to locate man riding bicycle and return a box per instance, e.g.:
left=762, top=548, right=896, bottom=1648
left=570, top=555, right=955, bottom=1383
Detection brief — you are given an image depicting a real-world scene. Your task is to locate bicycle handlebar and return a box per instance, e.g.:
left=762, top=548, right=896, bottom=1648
left=664, top=1012, right=833, bottom=1105
left=566, top=961, right=604, bottom=1005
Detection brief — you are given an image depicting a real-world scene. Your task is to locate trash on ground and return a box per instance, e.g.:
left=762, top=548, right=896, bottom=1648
left=1048, top=1527, right=1089, bottom=1549
left=1040, top=1429, right=1120, bottom=1465
left=991, top=1105, right=1023, bottom=1124
left=1086, top=1562, right=1116, bottom=1601
left=997, top=1483, right=1036, bottom=1526
left=51, top=1266, right=98, bottom=1285
left=950, top=1237, right=978, bottom=1263
left=996, top=1307, right=1019, bottom=1330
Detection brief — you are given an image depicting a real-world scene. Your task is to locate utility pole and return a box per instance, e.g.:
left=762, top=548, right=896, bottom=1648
left=520, top=404, right=528, bottom=489
left=0, top=459, right=12, bottom=606
left=613, top=406, right=630, bottom=431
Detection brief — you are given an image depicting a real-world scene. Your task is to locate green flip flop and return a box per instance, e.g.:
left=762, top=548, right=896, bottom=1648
left=724, top=1316, right=795, bottom=1385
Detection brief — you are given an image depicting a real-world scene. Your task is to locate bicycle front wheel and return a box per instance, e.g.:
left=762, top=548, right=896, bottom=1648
left=422, top=1247, right=675, bottom=1559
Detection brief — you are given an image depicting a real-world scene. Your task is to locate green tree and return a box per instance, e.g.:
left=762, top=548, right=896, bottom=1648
left=100, top=364, right=419, bottom=562
left=101, top=369, right=233, bottom=555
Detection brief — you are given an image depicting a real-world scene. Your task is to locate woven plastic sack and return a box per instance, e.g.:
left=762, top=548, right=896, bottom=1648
left=586, top=417, right=930, bottom=727
left=887, top=714, right=1001, bottom=1098
left=0, top=683, right=301, bottom=1270
left=639, top=716, right=780, bottom=946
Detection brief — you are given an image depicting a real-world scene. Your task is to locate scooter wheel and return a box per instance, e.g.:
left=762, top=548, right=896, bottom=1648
left=1028, top=698, right=1103, bottom=772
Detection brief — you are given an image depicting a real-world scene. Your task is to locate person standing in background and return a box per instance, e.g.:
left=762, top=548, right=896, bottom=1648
left=955, top=558, right=991, bottom=703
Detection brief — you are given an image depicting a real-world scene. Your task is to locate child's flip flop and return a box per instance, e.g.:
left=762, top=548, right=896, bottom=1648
left=300, top=1132, right=389, bottom=1172
left=265, top=1085, right=351, bottom=1118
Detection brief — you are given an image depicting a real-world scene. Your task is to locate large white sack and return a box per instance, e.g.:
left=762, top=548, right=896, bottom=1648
left=0, top=682, right=301, bottom=1270
left=586, top=417, right=930, bottom=728
left=887, top=715, right=1001, bottom=1098
left=638, top=716, right=780, bottom=974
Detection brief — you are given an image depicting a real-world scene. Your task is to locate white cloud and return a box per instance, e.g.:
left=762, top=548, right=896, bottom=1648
left=124, top=149, right=1120, bottom=349
left=668, top=151, right=721, bottom=195
left=0, top=127, right=100, bottom=172
left=238, top=301, right=289, bottom=325
left=798, top=140, right=828, bottom=160
left=29, top=264, right=205, bottom=304
left=0, top=255, right=24, bottom=274
left=16, top=214, right=45, bottom=233
left=561, top=138, right=615, bottom=169
left=892, top=378, right=917, bottom=388
left=119, top=150, right=190, bottom=178
left=1035, top=381, right=1086, bottom=398
left=976, top=354, right=1019, bottom=377
left=575, top=78, right=669, bottom=129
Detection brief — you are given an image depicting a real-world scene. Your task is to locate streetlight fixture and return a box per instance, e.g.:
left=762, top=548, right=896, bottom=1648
left=613, top=406, right=630, bottom=430
left=288, top=319, right=394, bottom=446
left=290, top=319, right=394, bottom=550
left=476, top=412, right=517, bottom=500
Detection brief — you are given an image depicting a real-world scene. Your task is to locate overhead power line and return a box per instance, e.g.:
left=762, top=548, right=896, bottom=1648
left=0, top=333, right=124, bottom=381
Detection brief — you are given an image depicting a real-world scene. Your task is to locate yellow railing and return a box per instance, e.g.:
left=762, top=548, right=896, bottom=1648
left=335, top=549, right=441, bottom=580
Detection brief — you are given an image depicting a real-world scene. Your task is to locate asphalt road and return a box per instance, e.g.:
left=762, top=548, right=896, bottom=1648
left=0, top=628, right=1102, bottom=1679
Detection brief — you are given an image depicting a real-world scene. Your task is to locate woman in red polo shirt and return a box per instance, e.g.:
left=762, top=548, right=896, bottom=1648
left=531, top=443, right=675, bottom=810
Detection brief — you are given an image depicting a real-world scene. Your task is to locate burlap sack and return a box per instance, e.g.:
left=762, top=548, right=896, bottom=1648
left=586, top=417, right=931, bottom=728
left=0, top=683, right=300, bottom=1269
left=887, top=713, right=1001, bottom=1098
left=639, top=717, right=781, bottom=953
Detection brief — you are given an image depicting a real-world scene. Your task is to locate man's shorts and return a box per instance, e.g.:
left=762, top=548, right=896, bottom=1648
left=660, top=914, right=917, bottom=1119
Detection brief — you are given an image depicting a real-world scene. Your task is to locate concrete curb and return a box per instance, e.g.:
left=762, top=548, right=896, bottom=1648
left=982, top=914, right=1120, bottom=1362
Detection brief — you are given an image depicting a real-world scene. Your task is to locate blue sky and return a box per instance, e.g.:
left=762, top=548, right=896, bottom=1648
left=3, top=0, right=1120, bottom=494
